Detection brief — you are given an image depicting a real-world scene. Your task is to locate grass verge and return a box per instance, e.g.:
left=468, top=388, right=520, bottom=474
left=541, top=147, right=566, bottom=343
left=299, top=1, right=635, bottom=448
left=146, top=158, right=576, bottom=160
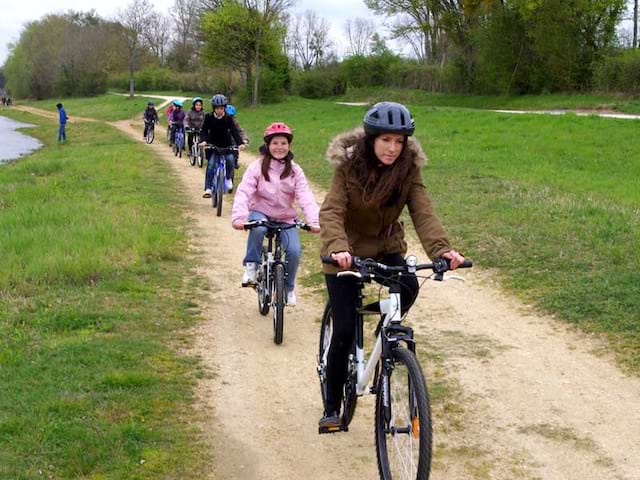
left=237, top=96, right=640, bottom=371
left=0, top=110, right=209, bottom=478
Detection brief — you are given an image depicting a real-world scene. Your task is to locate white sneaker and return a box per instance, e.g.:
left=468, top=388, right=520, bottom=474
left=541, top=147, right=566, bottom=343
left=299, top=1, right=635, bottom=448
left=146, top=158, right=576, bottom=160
left=203, top=188, right=212, bottom=198
left=242, top=262, right=257, bottom=285
left=225, top=178, right=233, bottom=192
left=286, top=290, right=297, bottom=306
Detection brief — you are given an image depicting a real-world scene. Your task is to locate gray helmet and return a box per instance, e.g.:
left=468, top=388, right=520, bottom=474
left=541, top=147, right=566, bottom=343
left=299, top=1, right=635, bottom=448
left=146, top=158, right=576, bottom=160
left=211, top=94, right=228, bottom=107
left=363, top=102, right=415, bottom=136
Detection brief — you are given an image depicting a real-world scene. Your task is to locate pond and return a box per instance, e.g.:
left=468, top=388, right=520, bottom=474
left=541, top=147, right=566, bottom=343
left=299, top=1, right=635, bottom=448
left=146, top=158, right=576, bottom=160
left=0, top=115, right=43, bottom=164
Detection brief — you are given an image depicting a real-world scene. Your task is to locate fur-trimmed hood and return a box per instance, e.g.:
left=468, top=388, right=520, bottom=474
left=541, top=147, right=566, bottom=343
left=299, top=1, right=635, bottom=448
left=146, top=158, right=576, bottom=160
left=325, top=127, right=428, bottom=168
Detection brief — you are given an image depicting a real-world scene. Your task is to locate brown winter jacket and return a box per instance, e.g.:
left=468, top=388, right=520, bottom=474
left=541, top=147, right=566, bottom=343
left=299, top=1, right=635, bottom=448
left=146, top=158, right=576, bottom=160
left=320, top=128, right=451, bottom=274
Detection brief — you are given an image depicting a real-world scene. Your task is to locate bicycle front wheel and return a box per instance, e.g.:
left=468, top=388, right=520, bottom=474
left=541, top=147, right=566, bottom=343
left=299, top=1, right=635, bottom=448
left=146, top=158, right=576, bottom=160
left=146, top=127, right=154, bottom=144
left=272, top=263, right=285, bottom=345
left=375, top=347, right=432, bottom=480
left=189, top=143, right=196, bottom=166
left=215, top=168, right=224, bottom=217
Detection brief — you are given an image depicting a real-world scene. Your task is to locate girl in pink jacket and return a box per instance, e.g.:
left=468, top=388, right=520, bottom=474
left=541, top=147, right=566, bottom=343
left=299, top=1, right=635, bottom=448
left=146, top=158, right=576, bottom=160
left=232, top=122, right=320, bottom=306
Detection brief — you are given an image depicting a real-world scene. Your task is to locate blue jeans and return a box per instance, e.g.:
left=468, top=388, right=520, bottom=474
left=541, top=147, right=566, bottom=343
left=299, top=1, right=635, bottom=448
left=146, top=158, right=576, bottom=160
left=205, top=150, right=235, bottom=190
left=58, top=124, right=66, bottom=141
left=244, top=211, right=300, bottom=293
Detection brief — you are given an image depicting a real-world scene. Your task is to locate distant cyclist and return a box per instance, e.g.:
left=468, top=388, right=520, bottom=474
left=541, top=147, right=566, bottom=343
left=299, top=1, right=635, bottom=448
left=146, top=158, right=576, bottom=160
left=168, top=100, right=185, bottom=146
left=143, top=101, right=159, bottom=139
left=231, top=122, right=320, bottom=306
left=226, top=104, right=250, bottom=169
left=199, top=94, right=246, bottom=197
left=185, top=97, right=205, bottom=154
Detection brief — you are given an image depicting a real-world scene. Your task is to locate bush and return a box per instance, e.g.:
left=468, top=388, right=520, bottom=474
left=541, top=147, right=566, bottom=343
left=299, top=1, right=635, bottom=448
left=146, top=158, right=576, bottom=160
left=291, top=68, right=347, bottom=99
left=107, top=67, right=231, bottom=94
left=595, top=50, right=640, bottom=94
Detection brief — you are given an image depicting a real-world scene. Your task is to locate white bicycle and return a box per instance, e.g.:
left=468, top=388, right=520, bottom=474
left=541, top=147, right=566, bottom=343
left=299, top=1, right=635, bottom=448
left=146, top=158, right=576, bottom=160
left=318, top=255, right=472, bottom=480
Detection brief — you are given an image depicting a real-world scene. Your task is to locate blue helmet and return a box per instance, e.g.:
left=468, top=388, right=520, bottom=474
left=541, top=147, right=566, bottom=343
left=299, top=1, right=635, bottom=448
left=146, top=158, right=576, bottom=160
left=172, top=99, right=183, bottom=108
left=147, top=101, right=154, bottom=106
left=192, top=96, right=203, bottom=106
left=226, top=104, right=236, bottom=116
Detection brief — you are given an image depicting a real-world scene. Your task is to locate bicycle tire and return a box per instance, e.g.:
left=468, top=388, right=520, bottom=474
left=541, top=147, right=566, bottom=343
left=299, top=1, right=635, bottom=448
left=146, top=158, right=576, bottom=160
left=257, top=248, right=270, bottom=316
left=375, top=347, right=432, bottom=480
left=273, top=263, right=285, bottom=345
left=189, top=143, right=196, bottom=166
left=145, top=126, right=154, bottom=144
left=318, top=303, right=357, bottom=428
left=215, top=168, right=224, bottom=217
left=173, top=142, right=178, bottom=156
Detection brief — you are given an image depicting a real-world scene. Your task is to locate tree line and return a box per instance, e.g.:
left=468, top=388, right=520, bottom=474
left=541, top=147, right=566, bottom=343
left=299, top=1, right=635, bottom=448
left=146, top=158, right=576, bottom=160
left=3, top=0, right=640, bottom=102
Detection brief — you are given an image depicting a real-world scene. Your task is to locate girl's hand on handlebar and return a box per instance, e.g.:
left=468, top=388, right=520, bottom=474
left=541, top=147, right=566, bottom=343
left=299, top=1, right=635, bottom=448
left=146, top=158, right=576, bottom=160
left=331, top=251, right=352, bottom=269
left=198, top=141, right=207, bottom=147
left=239, top=144, right=246, bottom=151
left=309, top=224, right=320, bottom=234
left=442, top=250, right=465, bottom=269
left=232, top=220, right=245, bottom=230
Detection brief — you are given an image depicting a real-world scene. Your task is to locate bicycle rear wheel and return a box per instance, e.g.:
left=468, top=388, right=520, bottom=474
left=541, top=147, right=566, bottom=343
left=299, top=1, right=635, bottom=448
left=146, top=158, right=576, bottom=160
left=375, top=347, right=432, bottom=480
left=272, top=263, right=285, bottom=345
left=215, top=168, right=224, bottom=217
left=257, top=249, right=270, bottom=316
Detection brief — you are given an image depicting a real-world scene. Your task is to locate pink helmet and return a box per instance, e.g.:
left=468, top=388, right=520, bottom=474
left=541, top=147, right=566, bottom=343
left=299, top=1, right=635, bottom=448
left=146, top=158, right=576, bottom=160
left=263, top=122, right=293, bottom=142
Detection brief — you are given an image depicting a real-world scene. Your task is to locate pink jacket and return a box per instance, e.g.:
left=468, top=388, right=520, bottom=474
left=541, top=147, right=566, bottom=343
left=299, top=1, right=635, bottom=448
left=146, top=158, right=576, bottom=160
left=232, top=158, right=320, bottom=225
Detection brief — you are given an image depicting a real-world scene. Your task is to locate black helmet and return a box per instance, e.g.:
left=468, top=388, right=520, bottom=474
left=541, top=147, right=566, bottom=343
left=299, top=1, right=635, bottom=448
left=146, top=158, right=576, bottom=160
left=147, top=101, right=154, bottom=106
left=363, top=102, right=415, bottom=136
left=211, top=94, right=228, bottom=107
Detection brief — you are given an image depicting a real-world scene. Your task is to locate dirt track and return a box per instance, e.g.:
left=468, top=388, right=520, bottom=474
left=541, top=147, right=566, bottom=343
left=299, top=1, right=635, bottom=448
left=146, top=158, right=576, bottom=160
left=17, top=106, right=640, bottom=479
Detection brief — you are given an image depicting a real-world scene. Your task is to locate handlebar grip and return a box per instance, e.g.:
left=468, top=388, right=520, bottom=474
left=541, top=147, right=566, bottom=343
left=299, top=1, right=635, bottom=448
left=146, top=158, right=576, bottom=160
left=300, top=224, right=312, bottom=231
left=321, top=255, right=337, bottom=265
left=459, top=259, right=473, bottom=268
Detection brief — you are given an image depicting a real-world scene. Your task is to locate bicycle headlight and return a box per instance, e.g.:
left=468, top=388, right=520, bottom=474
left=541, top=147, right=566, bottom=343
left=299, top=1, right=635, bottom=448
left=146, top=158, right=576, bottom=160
left=406, top=255, right=417, bottom=273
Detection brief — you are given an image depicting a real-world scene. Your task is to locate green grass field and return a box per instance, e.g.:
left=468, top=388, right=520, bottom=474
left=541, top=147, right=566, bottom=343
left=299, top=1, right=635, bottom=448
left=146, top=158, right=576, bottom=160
left=237, top=96, right=640, bottom=370
left=0, top=110, right=209, bottom=478
left=16, top=94, right=163, bottom=122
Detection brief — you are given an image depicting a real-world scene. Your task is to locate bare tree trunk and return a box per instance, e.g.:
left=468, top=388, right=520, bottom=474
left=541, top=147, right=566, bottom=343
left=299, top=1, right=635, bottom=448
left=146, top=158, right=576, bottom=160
left=129, top=59, right=135, bottom=98
left=252, top=35, right=260, bottom=106
left=634, top=0, right=638, bottom=48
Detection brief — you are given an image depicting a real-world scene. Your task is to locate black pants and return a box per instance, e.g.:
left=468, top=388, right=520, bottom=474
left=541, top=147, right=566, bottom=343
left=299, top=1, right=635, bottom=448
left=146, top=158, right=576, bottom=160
left=323, top=253, right=419, bottom=413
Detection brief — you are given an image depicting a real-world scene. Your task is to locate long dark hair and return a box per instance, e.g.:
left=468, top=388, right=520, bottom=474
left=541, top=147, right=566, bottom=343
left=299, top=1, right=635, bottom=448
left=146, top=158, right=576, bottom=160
left=259, top=143, right=294, bottom=181
left=350, top=134, right=413, bottom=206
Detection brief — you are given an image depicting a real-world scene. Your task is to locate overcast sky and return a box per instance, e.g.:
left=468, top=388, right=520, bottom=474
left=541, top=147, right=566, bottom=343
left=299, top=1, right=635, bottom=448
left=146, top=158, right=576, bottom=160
left=0, top=0, right=385, bottom=65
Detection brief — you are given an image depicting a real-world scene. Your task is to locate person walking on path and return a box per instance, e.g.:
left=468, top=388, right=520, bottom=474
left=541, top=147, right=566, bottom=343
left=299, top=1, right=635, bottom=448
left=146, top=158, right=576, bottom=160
left=57, top=103, right=69, bottom=142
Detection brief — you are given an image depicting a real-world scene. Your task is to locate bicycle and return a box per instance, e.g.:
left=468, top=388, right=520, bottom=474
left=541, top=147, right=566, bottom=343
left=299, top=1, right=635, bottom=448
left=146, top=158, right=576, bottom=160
left=144, top=119, right=156, bottom=144
left=203, top=144, right=238, bottom=217
left=243, top=220, right=311, bottom=345
left=173, top=126, right=185, bottom=158
left=185, top=127, right=201, bottom=166
left=318, top=255, right=472, bottom=479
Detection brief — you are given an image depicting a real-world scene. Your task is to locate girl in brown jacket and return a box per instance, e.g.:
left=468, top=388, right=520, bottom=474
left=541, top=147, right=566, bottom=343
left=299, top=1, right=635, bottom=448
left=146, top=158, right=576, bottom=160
left=318, top=102, right=465, bottom=429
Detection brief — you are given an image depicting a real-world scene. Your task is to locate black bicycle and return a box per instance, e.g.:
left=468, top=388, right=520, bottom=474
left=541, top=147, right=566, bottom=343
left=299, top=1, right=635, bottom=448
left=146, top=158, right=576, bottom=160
left=318, top=255, right=472, bottom=479
left=144, top=119, right=156, bottom=144
left=185, top=127, right=201, bottom=167
left=243, top=220, right=311, bottom=345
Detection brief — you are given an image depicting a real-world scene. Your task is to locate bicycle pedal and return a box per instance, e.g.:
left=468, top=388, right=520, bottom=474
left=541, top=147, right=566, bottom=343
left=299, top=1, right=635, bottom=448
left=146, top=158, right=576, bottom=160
left=318, top=425, right=344, bottom=435
left=241, top=282, right=256, bottom=288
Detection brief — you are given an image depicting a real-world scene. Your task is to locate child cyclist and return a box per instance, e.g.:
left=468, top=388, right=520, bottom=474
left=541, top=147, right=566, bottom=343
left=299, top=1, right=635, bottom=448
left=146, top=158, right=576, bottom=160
left=231, top=122, right=321, bottom=306
left=185, top=97, right=205, bottom=154
left=199, top=94, right=246, bottom=196
left=168, top=100, right=185, bottom=146
left=226, top=104, right=249, bottom=169
left=142, top=101, right=159, bottom=139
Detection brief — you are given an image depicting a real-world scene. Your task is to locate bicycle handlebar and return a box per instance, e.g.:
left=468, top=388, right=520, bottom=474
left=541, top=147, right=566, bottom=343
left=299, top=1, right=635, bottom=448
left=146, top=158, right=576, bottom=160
left=200, top=144, right=239, bottom=154
left=321, top=255, right=473, bottom=277
left=244, top=220, right=312, bottom=232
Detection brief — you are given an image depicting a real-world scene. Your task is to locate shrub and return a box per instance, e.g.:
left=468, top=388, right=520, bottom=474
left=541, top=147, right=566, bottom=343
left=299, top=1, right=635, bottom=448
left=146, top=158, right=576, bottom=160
left=595, top=50, right=640, bottom=94
left=291, top=68, right=347, bottom=99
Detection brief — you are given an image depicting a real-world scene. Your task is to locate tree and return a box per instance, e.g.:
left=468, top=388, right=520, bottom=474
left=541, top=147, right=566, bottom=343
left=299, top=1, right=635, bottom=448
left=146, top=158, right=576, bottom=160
left=288, top=10, right=333, bottom=69
left=172, top=0, right=200, bottom=69
left=145, top=12, right=172, bottom=66
left=201, top=0, right=291, bottom=105
left=118, top=0, right=153, bottom=97
left=344, top=18, right=375, bottom=57
left=634, top=0, right=638, bottom=48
